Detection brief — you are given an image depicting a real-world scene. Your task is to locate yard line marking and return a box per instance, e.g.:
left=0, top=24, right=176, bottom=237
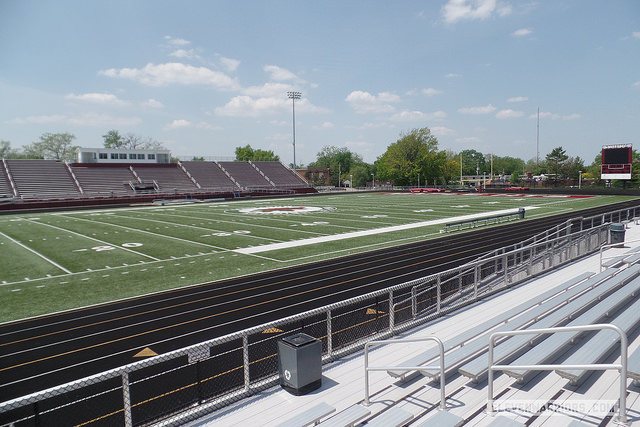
left=26, top=220, right=161, bottom=261
left=0, top=231, right=72, bottom=274
left=61, top=215, right=230, bottom=250
left=235, top=207, right=539, bottom=255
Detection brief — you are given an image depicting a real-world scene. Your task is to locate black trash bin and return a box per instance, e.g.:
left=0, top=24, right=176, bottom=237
left=610, top=223, right=625, bottom=247
left=277, top=333, right=322, bottom=395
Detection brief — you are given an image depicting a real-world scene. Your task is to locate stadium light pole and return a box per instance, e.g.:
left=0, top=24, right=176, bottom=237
left=371, top=173, right=375, bottom=189
left=287, top=91, right=301, bottom=171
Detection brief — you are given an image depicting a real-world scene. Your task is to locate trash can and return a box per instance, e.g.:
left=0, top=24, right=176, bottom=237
left=518, top=207, right=525, bottom=219
left=277, top=332, right=322, bottom=395
left=610, top=223, right=625, bottom=247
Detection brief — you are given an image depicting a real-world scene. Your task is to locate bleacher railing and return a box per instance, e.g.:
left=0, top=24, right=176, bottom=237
left=0, top=209, right=634, bottom=426
left=486, top=324, right=628, bottom=424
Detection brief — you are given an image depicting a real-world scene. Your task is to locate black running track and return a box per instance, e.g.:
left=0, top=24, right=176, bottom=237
left=1, top=200, right=638, bottom=403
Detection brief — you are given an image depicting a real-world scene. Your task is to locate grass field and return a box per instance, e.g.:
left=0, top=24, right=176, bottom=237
left=1, top=191, right=636, bottom=322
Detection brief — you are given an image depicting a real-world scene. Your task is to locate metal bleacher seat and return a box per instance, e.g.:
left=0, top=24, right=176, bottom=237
left=628, top=345, right=640, bottom=386
left=274, top=402, right=336, bottom=427
left=555, top=294, right=640, bottom=385
left=486, top=416, right=525, bottom=426
left=364, top=407, right=413, bottom=427
left=415, top=410, right=464, bottom=426
left=502, top=266, right=640, bottom=384
left=458, top=264, right=640, bottom=383
left=315, top=404, right=370, bottom=427
left=387, top=272, right=596, bottom=380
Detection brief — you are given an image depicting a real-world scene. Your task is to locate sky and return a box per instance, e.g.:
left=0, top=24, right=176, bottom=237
left=1, top=0, right=639, bottom=167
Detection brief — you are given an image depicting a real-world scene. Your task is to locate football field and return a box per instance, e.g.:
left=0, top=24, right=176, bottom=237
left=0, top=192, right=635, bottom=322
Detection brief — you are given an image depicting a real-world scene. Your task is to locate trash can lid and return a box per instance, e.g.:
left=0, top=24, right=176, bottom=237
left=610, top=223, right=625, bottom=231
left=282, top=333, right=316, bottom=347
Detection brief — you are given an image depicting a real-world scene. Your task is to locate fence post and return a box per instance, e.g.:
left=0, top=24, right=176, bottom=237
left=122, top=372, right=133, bottom=427
left=436, top=274, right=441, bottom=315
left=388, top=290, right=395, bottom=332
left=242, top=333, right=250, bottom=391
left=327, top=309, right=333, bottom=357
left=411, top=286, right=417, bottom=318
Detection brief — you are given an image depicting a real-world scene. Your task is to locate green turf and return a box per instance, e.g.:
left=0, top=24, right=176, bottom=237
left=0, top=192, right=637, bottom=322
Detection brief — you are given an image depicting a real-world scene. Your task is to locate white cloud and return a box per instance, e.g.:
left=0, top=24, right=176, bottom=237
left=512, top=28, right=532, bottom=37
left=423, top=87, right=443, bottom=96
left=242, top=82, right=292, bottom=98
left=9, top=113, right=141, bottom=127
left=141, top=98, right=164, bottom=109
left=345, top=90, right=400, bottom=114
left=65, top=92, right=129, bottom=107
left=214, top=95, right=288, bottom=117
left=431, top=126, right=456, bottom=136
left=531, top=111, right=560, bottom=120
left=169, top=49, right=200, bottom=60
left=496, top=109, right=524, bottom=119
left=219, top=56, right=240, bottom=72
left=164, top=119, right=222, bottom=131
left=167, top=119, right=192, bottom=129
left=445, top=73, right=462, bottom=78
left=458, top=104, right=496, bottom=114
left=442, top=0, right=511, bottom=24
left=100, top=62, right=240, bottom=90
left=390, top=110, right=447, bottom=122
left=633, top=32, right=640, bottom=39
left=164, top=36, right=190, bottom=46
left=264, top=65, right=299, bottom=81
left=633, top=81, right=640, bottom=89
left=312, top=121, right=335, bottom=130
left=507, top=96, right=528, bottom=103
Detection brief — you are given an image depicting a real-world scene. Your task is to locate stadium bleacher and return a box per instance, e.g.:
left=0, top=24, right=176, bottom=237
left=0, top=160, right=311, bottom=206
left=183, top=224, right=640, bottom=427
left=218, top=161, right=273, bottom=188
left=252, top=161, right=307, bottom=187
left=179, top=161, right=240, bottom=191
left=5, top=159, right=80, bottom=199
left=72, top=164, right=137, bottom=196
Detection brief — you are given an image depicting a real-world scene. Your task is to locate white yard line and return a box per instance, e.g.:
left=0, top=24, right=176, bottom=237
left=234, top=206, right=538, bottom=255
left=28, top=220, right=161, bottom=261
left=0, top=231, right=73, bottom=274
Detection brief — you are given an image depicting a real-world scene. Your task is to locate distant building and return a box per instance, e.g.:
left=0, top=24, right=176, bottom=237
left=76, top=147, right=171, bottom=164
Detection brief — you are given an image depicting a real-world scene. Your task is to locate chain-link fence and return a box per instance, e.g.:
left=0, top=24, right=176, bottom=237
left=1, top=206, right=638, bottom=426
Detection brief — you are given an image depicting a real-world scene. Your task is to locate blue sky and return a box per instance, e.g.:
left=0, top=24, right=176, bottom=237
left=1, top=0, right=639, bottom=166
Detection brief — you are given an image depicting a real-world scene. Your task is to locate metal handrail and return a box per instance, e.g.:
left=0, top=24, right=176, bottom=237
left=364, top=337, right=445, bottom=409
left=487, top=324, right=628, bottom=425
left=599, top=236, right=640, bottom=272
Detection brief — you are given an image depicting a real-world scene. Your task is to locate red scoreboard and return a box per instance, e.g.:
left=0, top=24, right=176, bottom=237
left=601, top=144, right=632, bottom=180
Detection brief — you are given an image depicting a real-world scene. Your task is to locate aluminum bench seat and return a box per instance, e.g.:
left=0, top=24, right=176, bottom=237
left=459, top=265, right=640, bottom=383
left=387, top=272, right=597, bottom=380
left=316, top=404, right=370, bottom=427
left=503, top=270, right=640, bottom=384
left=274, top=402, right=336, bottom=427
left=628, top=342, right=640, bottom=386
left=486, top=416, right=525, bottom=426
left=364, top=407, right=413, bottom=427
left=555, top=295, right=640, bottom=385
left=414, top=410, right=463, bottom=426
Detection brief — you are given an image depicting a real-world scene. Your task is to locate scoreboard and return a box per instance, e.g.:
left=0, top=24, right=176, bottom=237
left=601, top=144, right=632, bottom=180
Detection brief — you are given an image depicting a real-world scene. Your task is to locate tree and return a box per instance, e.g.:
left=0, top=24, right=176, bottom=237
left=234, top=145, right=280, bottom=162
left=23, top=132, right=79, bottom=161
left=545, top=146, right=568, bottom=185
left=0, top=140, right=23, bottom=159
left=102, top=130, right=125, bottom=148
left=308, top=146, right=363, bottom=186
left=103, top=130, right=164, bottom=150
left=376, top=127, right=443, bottom=186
